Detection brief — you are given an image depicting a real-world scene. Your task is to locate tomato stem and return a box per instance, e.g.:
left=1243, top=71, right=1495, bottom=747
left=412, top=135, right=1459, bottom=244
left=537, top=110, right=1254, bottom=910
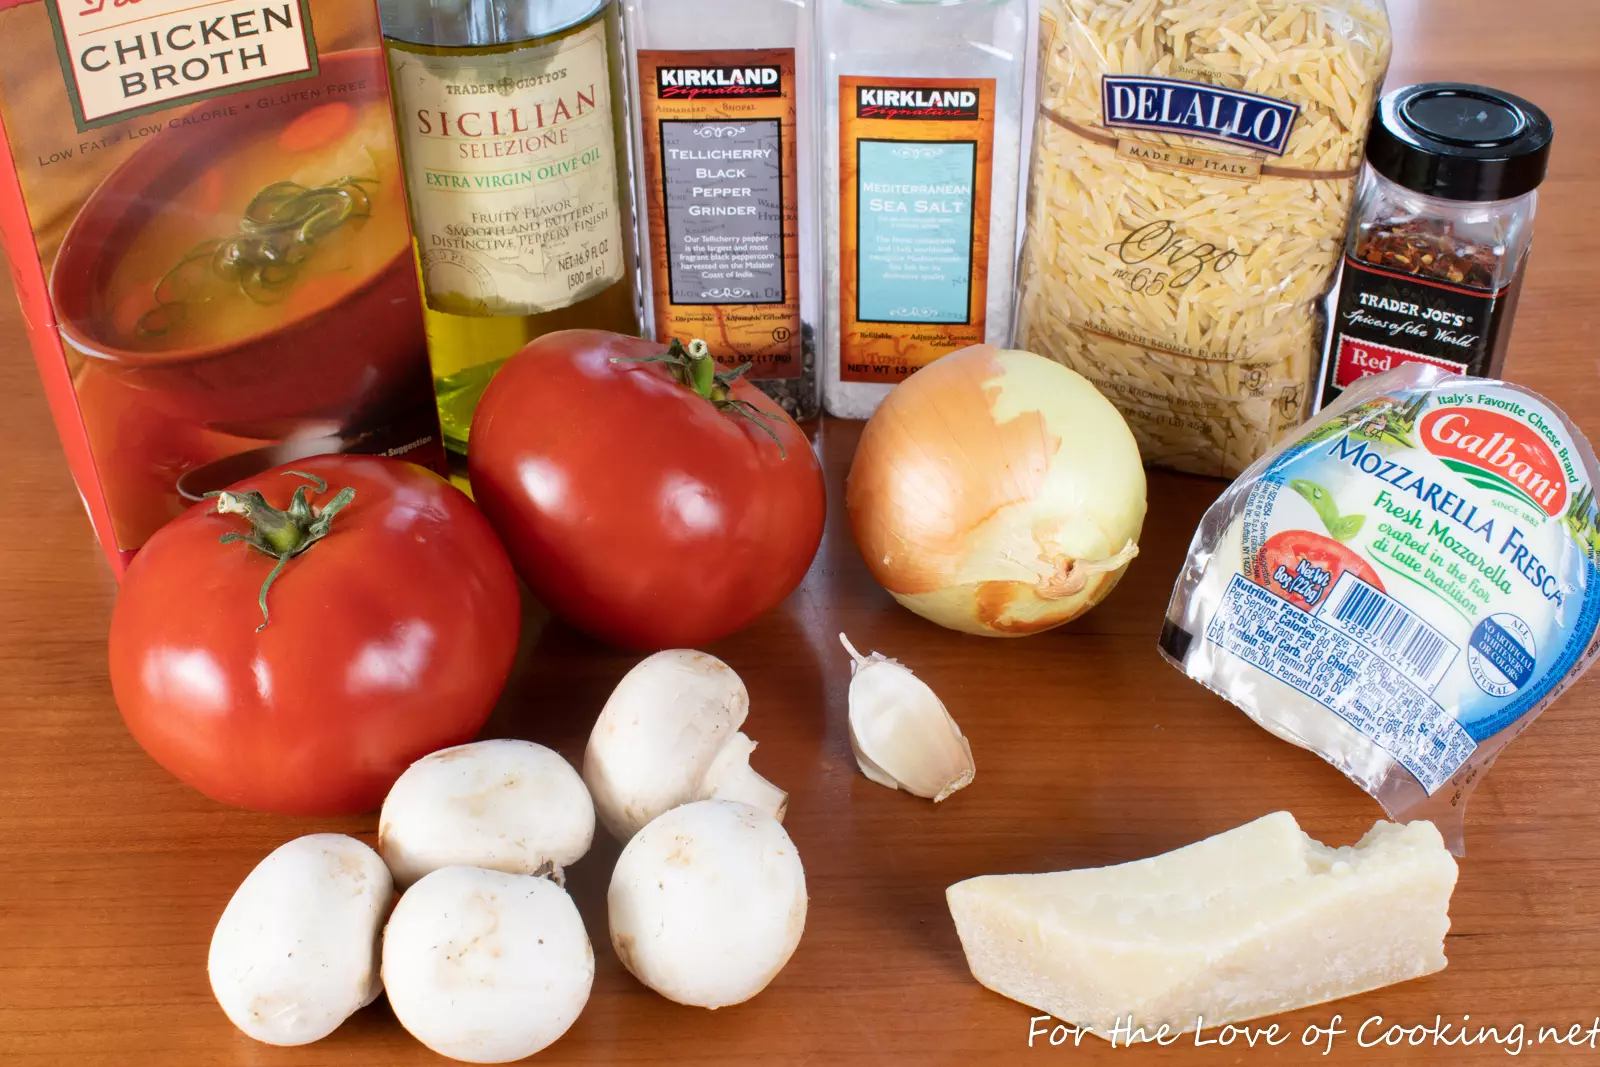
left=686, top=338, right=718, bottom=396
left=610, top=338, right=789, bottom=459
left=207, top=471, right=356, bottom=631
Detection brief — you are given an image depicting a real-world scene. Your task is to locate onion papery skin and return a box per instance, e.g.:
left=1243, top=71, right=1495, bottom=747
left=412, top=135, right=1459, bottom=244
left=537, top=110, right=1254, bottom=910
left=846, top=346, right=1147, bottom=637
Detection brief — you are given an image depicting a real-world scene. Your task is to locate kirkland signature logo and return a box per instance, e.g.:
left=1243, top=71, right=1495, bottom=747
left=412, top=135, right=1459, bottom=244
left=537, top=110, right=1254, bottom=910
left=1101, top=75, right=1299, bottom=155
left=857, top=86, right=981, bottom=121
left=657, top=65, right=782, bottom=99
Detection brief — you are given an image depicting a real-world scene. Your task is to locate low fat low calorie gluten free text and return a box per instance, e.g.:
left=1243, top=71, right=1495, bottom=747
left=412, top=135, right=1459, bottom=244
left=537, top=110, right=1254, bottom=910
left=1028, top=1013, right=1600, bottom=1055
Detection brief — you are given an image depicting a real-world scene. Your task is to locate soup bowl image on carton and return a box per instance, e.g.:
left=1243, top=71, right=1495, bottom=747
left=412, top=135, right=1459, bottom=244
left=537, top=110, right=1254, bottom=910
left=0, top=0, right=445, bottom=574
left=49, top=49, right=424, bottom=442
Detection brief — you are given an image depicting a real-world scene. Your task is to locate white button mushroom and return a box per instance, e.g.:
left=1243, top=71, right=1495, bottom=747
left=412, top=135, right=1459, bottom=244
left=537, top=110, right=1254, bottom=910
left=382, top=866, right=594, bottom=1064
left=378, top=739, right=595, bottom=888
left=583, top=649, right=786, bottom=842
left=608, top=799, right=806, bottom=1009
left=208, top=834, right=392, bottom=1046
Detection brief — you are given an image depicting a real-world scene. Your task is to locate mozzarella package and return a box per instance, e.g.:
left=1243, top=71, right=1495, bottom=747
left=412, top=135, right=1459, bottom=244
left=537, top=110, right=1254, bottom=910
left=1162, top=366, right=1600, bottom=853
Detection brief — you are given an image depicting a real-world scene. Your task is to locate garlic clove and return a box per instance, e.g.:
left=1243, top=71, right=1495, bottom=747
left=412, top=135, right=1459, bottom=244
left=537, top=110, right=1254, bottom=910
left=701, top=731, right=789, bottom=823
left=840, top=633, right=975, bottom=802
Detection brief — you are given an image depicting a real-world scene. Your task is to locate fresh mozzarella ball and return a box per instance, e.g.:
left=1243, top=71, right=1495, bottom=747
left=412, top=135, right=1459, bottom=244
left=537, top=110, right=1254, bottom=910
left=382, top=866, right=593, bottom=1063
left=208, top=834, right=391, bottom=1045
left=379, top=739, right=595, bottom=887
left=608, top=800, right=806, bottom=1009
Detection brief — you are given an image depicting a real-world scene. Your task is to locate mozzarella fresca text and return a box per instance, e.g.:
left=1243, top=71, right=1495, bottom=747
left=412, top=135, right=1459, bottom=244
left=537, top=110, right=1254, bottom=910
left=1330, top=435, right=1569, bottom=605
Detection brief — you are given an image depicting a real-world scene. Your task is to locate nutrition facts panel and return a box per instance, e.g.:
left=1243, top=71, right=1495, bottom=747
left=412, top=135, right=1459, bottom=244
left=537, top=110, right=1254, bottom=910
left=1206, top=574, right=1478, bottom=793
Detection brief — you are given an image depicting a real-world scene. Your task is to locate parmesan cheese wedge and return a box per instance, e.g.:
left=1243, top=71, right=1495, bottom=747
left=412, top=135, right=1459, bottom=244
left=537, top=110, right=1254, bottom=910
left=946, top=812, right=1457, bottom=1039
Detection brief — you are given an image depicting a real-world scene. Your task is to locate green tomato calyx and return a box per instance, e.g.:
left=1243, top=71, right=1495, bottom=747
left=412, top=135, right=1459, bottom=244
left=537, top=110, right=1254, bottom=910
left=611, top=338, right=789, bottom=459
left=209, top=471, right=356, bottom=631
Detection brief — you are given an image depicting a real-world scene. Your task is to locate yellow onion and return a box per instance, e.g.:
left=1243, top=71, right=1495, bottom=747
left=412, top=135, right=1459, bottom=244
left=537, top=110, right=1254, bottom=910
left=846, top=346, right=1146, bottom=637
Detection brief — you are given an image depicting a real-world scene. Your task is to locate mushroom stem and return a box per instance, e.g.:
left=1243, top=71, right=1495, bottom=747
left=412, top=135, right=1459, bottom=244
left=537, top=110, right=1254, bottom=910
left=703, top=733, right=788, bottom=823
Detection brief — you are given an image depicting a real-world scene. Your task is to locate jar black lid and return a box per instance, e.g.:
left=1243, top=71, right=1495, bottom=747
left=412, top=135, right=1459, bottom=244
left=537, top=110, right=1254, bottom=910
left=1366, top=83, right=1553, bottom=202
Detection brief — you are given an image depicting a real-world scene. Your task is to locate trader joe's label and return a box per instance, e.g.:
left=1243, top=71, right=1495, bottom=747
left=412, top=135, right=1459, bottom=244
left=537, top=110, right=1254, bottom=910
left=385, top=17, right=625, bottom=316
left=1322, top=256, right=1515, bottom=406
left=47, top=0, right=318, bottom=131
left=637, top=48, right=801, bottom=379
left=838, top=75, right=995, bottom=384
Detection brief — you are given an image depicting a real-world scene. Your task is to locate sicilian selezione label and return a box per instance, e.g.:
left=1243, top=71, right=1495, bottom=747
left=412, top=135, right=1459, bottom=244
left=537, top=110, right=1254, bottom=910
left=637, top=48, right=800, bottom=379
left=386, top=18, right=625, bottom=317
left=1324, top=257, right=1514, bottom=405
left=839, top=75, right=995, bottom=384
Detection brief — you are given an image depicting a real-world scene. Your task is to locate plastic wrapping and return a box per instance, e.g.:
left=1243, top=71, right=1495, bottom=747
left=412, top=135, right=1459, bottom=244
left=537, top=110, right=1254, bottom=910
left=1015, top=0, right=1391, bottom=477
left=1161, top=366, right=1600, bottom=853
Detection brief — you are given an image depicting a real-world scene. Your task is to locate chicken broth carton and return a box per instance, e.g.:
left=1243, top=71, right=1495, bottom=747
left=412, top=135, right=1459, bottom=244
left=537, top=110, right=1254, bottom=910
left=0, top=0, right=444, bottom=574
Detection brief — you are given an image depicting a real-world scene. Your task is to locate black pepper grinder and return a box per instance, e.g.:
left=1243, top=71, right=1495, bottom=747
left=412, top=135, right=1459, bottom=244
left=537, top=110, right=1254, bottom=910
left=1317, top=83, right=1554, bottom=409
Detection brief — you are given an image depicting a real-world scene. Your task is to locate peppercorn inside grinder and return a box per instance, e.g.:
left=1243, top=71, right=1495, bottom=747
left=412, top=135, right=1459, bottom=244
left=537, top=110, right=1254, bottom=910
left=1317, top=83, right=1553, bottom=408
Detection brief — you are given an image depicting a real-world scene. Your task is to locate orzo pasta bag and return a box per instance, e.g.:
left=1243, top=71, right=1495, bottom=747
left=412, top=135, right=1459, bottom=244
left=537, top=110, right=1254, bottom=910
left=1016, top=0, right=1391, bottom=477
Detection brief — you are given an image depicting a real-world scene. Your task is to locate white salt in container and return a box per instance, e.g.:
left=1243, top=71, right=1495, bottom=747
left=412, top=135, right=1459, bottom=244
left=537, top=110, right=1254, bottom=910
left=818, top=0, right=1031, bottom=419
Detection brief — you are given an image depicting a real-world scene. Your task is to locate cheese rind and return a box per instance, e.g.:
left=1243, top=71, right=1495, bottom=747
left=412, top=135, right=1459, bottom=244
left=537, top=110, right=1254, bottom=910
left=946, top=813, right=1457, bottom=1038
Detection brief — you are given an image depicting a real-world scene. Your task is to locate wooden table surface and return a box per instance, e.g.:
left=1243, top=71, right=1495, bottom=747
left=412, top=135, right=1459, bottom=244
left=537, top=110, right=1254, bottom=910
left=4, top=2, right=1600, bottom=1064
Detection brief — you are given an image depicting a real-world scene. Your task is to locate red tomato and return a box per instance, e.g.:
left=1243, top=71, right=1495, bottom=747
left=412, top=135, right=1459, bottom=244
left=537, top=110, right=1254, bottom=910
left=108, top=456, right=521, bottom=815
left=1254, top=529, right=1386, bottom=611
left=468, top=330, right=825, bottom=650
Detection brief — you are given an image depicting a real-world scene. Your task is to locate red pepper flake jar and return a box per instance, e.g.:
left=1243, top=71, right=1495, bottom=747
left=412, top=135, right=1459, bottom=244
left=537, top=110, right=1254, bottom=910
left=1318, top=83, right=1553, bottom=408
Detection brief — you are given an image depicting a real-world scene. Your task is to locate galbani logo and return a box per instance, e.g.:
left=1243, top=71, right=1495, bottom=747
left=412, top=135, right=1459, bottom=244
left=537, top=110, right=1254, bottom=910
left=1422, top=409, right=1569, bottom=517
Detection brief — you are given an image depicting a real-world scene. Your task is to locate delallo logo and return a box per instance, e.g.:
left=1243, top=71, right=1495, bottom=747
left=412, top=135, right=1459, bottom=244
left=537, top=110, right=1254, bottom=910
left=1422, top=408, right=1569, bottom=517
left=856, top=86, right=981, bottom=121
left=656, top=65, right=783, bottom=99
left=1100, top=75, right=1299, bottom=155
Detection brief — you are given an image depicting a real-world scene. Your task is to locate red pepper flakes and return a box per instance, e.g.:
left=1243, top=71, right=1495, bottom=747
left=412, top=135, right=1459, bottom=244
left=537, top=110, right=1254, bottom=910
left=1354, top=219, right=1500, bottom=289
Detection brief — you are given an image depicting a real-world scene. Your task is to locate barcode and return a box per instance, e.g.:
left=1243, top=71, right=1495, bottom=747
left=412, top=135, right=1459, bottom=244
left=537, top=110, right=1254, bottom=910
left=1331, top=579, right=1452, bottom=679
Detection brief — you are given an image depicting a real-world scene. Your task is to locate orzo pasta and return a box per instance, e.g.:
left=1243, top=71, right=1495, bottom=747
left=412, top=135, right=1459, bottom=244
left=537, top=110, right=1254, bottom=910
left=1016, top=0, right=1391, bottom=477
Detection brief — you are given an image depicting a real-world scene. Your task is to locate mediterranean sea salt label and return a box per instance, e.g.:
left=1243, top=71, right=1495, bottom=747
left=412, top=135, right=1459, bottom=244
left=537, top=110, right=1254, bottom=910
left=837, top=74, right=996, bottom=385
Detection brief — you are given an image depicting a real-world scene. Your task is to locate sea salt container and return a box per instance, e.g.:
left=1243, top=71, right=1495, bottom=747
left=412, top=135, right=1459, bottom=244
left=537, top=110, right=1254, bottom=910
left=818, top=0, right=1031, bottom=419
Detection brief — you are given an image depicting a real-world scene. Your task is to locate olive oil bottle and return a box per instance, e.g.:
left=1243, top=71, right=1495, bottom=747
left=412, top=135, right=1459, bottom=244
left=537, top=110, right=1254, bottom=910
left=378, top=0, right=640, bottom=458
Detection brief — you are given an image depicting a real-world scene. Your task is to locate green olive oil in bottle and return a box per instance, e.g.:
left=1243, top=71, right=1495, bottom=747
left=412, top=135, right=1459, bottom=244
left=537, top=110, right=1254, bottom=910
left=378, top=0, right=640, bottom=463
